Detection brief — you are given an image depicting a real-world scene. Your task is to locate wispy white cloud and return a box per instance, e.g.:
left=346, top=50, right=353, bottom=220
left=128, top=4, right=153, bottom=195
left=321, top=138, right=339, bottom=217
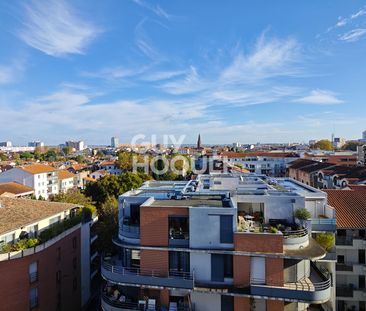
left=294, top=89, right=343, bottom=105
left=134, top=19, right=162, bottom=60
left=141, top=70, right=186, bottom=81
left=82, top=65, right=146, bottom=80
left=0, top=60, right=25, bottom=84
left=18, top=0, right=100, bottom=57
left=132, top=0, right=171, bottom=20
left=339, top=28, right=366, bottom=42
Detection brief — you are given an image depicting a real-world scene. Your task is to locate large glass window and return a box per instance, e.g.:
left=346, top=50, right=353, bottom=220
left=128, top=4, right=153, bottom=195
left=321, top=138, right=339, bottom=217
left=220, top=215, right=233, bottom=243
left=29, top=262, right=38, bottom=283
left=168, top=216, right=189, bottom=240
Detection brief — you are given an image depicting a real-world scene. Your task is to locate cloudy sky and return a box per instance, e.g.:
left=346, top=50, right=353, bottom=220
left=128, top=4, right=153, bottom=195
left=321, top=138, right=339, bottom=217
left=0, top=0, right=366, bottom=145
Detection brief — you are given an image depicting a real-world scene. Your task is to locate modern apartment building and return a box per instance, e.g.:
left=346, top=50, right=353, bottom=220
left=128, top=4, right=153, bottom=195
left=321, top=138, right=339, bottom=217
left=0, top=164, right=59, bottom=199
left=58, top=170, right=77, bottom=193
left=325, top=186, right=366, bottom=311
left=101, top=173, right=336, bottom=311
left=221, top=152, right=299, bottom=176
left=0, top=197, right=98, bottom=311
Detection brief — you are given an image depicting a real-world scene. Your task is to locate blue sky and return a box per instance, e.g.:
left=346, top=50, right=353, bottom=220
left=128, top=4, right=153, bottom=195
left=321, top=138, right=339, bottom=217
left=0, top=0, right=366, bottom=145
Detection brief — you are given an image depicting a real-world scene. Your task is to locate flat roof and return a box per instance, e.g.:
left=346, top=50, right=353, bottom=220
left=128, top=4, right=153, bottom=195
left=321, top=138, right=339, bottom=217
left=0, top=197, right=80, bottom=235
left=149, top=196, right=226, bottom=208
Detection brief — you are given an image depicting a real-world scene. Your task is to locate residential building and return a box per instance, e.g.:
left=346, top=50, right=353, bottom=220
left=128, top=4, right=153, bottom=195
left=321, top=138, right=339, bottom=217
left=90, top=169, right=109, bottom=180
left=58, top=170, right=76, bottom=193
left=101, top=173, right=336, bottom=311
left=66, top=141, right=85, bottom=151
left=318, top=166, right=366, bottom=189
left=99, top=160, right=122, bottom=176
left=0, top=182, right=34, bottom=198
left=221, top=152, right=299, bottom=176
left=332, top=138, right=346, bottom=149
left=28, top=141, right=45, bottom=148
left=111, top=137, right=119, bottom=148
left=0, top=164, right=59, bottom=199
left=360, top=131, right=366, bottom=143
left=0, top=141, right=12, bottom=147
left=324, top=187, right=366, bottom=311
left=357, top=145, right=366, bottom=166
left=0, top=197, right=98, bottom=311
left=288, top=159, right=334, bottom=187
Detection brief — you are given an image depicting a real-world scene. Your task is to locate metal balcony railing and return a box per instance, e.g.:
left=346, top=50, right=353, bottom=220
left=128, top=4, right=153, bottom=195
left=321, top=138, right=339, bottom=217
left=282, top=228, right=308, bottom=239
left=102, top=261, right=193, bottom=280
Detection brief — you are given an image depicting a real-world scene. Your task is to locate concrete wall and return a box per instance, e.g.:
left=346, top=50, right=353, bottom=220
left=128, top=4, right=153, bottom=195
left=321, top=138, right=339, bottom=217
left=190, top=253, right=211, bottom=282
left=191, top=292, right=221, bottom=311
left=80, top=222, right=91, bottom=307
left=189, top=207, right=236, bottom=249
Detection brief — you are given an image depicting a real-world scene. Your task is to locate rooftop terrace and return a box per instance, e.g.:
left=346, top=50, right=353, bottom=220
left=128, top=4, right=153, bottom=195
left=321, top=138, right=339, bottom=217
left=148, top=196, right=228, bottom=208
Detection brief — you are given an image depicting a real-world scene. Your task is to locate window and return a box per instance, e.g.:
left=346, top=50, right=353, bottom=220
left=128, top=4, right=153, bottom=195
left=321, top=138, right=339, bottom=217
left=337, top=255, right=345, bottom=264
left=27, top=225, right=38, bottom=238
left=220, top=215, right=233, bottom=243
left=29, top=262, right=38, bottom=283
left=169, top=251, right=190, bottom=275
left=359, top=275, right=365, bottom=289
left=72, top=237, right=77, bottom=249
left=359, top=249, right=365, bottom=264
left=211, top=254, right=233, bottom=282
left=1, top=232, right=15, bottom=244
left=29, top=287, right=38, bottom=309
left=73, top=257, right=77, bottom=270
left=168, top=216, right=189, bottom=240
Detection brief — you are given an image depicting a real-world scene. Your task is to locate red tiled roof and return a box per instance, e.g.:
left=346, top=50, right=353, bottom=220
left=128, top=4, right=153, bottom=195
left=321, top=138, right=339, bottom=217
left=220, top=152, right=299, bottom=158
left=324, top=188, right=366, bottom=229
left=0, top=182, right=34, bottom=196
left=20, top=164, right=56, bottom=174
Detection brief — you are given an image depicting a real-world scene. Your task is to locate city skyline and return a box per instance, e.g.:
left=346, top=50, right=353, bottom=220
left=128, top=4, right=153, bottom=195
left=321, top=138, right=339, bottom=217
left=1, top=0, right=366, bottom=144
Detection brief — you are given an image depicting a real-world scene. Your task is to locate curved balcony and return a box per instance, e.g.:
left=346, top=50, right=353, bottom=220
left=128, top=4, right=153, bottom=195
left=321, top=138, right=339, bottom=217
left=101, top=292, right=141, bottom=311
left=101, top=260, right=194, bottom=290
left=250, top=263, right=331, bottom=304
left=118, top=224, right=140, bottom=244
left=283, top=228, right=309, bottom=250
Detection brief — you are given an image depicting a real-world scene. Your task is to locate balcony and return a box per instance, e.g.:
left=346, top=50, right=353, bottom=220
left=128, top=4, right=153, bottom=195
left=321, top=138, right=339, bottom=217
left=311, top=218, right=336, bottom=232
left=101, top=291, right=142, bottom=311
left=250, top=263, right=331, bottom=304
left=101, top=260, right=194, bottom=289
left=169, top=230, right=189, bottom=247
left=336, top=236, right=353, bottom=246
left=119, top=224, right=140, bottom=244
left=283, top=228, right=309, bottom=250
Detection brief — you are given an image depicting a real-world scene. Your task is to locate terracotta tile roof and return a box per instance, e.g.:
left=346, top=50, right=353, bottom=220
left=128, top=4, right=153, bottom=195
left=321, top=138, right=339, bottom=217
left=20, top=164, right=56, bottom=174
left=83, top=176, right=96, bottom=182
left=67, top=164, right=86, bottom=171
left=221, top=152, right=299, bottom=158
left=324, top=188, right=366, bottom=229
left=58, top=170, right=76, bottom=180
left=0, top=182, right=34, bottom=196
left=100, top=160, right=116, bottom=166
left=0, top=197, right=79, bottom=235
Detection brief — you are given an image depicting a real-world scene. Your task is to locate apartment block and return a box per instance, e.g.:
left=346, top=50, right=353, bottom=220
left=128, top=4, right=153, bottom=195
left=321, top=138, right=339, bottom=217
left=0, top=197, right=98, bottom=311
left=0, top=164, right=59, bottom=199
left=325, top=186, right=366, bottom=311
left=101, top=173, right=336, bottom=311
left=221, top=152, right=299, bottom=176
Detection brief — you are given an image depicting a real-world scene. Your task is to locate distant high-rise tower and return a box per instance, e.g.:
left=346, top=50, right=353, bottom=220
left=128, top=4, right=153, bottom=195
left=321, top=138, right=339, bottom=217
left=111, top=136, right=119, bottom=148
left=197, top=134, right=201, bottom=149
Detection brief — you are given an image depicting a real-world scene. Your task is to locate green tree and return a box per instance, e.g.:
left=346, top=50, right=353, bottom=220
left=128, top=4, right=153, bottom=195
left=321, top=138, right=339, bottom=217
left=311, top=139, right=333, bottom=151
left=0, top=153, right=7, bottom=161
left=62, top=146, right=73, bottom=156
left=342, top=141, right=364, bottom=151
left=20, top=152, right=33, bottom=160
left=95, top=196, right=119, bottom=252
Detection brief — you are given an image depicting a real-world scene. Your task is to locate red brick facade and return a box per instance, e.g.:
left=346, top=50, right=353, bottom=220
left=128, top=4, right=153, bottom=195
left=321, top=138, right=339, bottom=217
left=0, top=228, right=81, bottom=311
left=234, top=232, right=283, bottom=253
left=140, top=206, right=188, bottom=246
left=233, top=255, right=250, bottom=287
left=266, top=299, right=284, bottom=310
left=266, top=258, right=284, bottom=286
left=234, top=297, right=250, bottom=310
left=140, top=249, right=168, bottom=276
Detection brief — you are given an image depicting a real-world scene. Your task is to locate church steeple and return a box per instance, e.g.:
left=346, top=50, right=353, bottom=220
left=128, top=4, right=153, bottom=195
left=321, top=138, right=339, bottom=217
left=197, top=133, right=201, bottom=149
